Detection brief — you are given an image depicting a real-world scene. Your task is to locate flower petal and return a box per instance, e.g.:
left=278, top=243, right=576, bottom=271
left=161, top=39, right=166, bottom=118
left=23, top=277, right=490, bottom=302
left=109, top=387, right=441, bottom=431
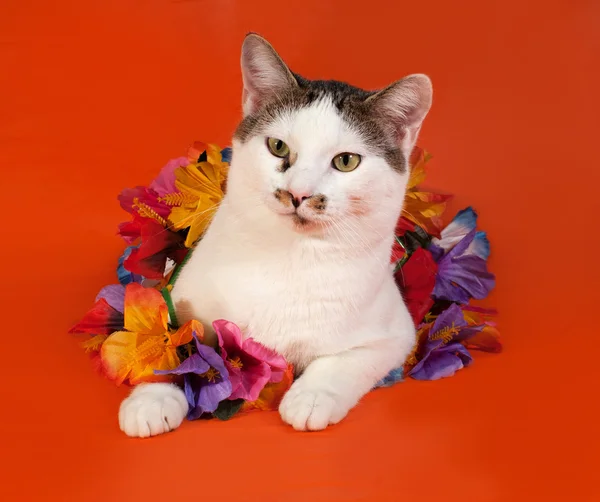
left=431, top=207, right=478, bottom=252
left=196, top=344, right=229, bottom=378
left=95, top=284, right=126, bottom=313
left=155, top=353, right=210, bottom=376
left=117, top=245, right=143, bottom=285
left=149, top=156, right=189, bottom=196
left=123, top=283, right=168, bottom=335
left=69, top=298, right=124, bottom=335
left=395, top=247, right=438, bottom=325
left=465, top=231, right=491, bottom=260
left=123, top=219, right=187, bottom=279
left=213, top=319, right=243, bottom=360
left=374, top=367, right=404, bottom=388
left=243, top=364, right=295, bottom=412
left=229, top=360, right=271, bottom=401
left=171, top=320, right=202, bottom=346
left=118, top=186, right=171, bottom=220
left=243, top=340, right=287, bottom=383
left=197, top=379, right=233, bottom=414
left=410, top=342, right=472, bottom=380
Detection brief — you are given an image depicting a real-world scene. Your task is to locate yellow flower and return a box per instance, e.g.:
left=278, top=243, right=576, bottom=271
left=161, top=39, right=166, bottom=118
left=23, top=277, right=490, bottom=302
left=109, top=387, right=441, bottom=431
left=168, top=144, right=229, bottom=247
left=100, top=283, right=196, bottom=385
left=402, top=147, right=451, bottom=238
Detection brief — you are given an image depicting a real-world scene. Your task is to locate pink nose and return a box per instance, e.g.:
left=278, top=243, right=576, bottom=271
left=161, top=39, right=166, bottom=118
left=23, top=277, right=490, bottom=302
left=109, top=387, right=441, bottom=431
left=289, top=190, right=312, bottom=208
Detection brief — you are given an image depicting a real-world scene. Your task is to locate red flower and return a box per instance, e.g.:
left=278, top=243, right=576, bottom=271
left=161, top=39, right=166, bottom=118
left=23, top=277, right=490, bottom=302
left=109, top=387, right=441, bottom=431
left=123, top=219, right=188, bottom=279
left=395, top=247, right=438, bottom=325
left=396, top=216, right=416, bottom=236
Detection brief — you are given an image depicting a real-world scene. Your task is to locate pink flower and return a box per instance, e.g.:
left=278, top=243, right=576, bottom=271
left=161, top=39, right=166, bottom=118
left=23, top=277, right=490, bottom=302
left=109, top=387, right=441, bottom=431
left=149, top=156, right=190, bottom=196
left=213, top=320, right=288, bottom=402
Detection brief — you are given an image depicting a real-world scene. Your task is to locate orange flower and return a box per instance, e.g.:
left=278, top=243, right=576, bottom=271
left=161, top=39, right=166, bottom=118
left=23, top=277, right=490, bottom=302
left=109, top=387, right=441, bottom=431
left=402, top=147, right=452, bottom=238
left=100, top=283, right=199, bottom=385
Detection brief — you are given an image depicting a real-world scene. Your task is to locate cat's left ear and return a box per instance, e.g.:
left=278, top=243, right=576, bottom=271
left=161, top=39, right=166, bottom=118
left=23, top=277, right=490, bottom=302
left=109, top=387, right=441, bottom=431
left=367, top=74, right=433, bottom=155
left=240, top=33, right=298, bottom=116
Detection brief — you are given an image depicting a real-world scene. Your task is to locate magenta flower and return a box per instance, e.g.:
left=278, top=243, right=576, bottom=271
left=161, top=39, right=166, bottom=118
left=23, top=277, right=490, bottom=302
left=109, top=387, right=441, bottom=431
left=117, top=186, right=171, bottom=220
left=213, top=320, right=288, bottom=402
left=149, top=156, right=189, bottom=196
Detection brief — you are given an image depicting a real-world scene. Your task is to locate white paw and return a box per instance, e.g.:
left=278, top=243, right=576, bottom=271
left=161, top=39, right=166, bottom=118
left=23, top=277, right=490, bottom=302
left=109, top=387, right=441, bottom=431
left=118, top=383, right=188, bottom=438
left=279, top=379, right=350, bottom=431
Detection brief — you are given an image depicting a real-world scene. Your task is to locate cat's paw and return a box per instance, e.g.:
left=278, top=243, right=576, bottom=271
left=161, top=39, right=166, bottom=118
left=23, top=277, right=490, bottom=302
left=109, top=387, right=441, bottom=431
left=118, top=383, right=188, bottom=438
left=279, top=379, right=350, bottom=431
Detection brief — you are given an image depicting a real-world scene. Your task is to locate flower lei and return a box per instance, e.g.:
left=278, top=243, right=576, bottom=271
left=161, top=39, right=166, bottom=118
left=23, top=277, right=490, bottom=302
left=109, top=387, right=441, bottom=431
left=70, top=142, right=501, bottom=422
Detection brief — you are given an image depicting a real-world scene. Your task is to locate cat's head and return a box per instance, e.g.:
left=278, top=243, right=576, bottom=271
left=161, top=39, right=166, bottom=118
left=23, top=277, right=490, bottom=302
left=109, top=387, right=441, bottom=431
left=228, top=34, right=432, bottom=240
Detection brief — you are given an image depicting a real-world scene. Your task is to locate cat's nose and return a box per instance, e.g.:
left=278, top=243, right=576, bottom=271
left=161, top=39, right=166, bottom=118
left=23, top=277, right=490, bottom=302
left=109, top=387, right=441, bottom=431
left=290, top=191, right=312, bottom=208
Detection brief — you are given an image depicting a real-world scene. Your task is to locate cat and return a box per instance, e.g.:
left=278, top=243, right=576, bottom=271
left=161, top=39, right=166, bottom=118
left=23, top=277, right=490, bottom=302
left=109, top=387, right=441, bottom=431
left=119, top=33, right=432, bottom=437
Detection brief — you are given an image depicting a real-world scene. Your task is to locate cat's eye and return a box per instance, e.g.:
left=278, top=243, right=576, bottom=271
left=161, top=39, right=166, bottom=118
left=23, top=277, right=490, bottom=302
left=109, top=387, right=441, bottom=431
left=332, top=153, right=361, bottom=172
left=267, top=137, right=290, bottom=158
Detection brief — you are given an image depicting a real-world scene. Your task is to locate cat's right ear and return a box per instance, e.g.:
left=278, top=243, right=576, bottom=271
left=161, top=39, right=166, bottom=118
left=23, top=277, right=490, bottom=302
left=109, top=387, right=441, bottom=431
left=240, top=34, right=297, bottom=116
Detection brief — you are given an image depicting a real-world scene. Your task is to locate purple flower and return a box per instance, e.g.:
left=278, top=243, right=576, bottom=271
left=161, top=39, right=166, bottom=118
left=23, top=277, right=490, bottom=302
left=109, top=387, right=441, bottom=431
left=155, top=332, right=232, bottom=420
left=430, top=207, right=490, bottom=261
left=432, top=229, right=495, bottom=303
left=409, top=304, right=481, bottom=381
left=95, top=284, right=126, bottom=313
left=213, top=320, right=288, bottom=402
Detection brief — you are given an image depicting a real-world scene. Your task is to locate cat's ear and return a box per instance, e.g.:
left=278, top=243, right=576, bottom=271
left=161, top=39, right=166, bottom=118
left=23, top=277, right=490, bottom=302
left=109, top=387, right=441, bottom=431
left=367, top=74, right=433, bottom=155
left=240, top=34, right=298, bottom=116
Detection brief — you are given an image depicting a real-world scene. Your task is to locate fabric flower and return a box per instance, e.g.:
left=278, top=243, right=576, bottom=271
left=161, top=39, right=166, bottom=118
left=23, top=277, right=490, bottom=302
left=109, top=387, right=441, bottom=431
left=220, top=147, right=232, bottom=163
left=118, top=186, right=171, bottom=223
left=99, top=283, right=193, bottom=385
left=168, top=144, right=229, bottom=247
left=408, top=304, right=481, bottom=380
left=69, top=298, right=124, bottom=336
left=156, top=330, right=232, bottom=420
left=395, top=247, right=438, bottom=325
left=213, top=320, right=288, bottom=402
left=390, top=236, right=407, bottom=265
left=70, top=286, right=127, bottom=354
left=432, top=229, right=495, bottom=304
left=461, top=306, right=502, bottom=353
left=402, top=147, right=452, bottom=237
left=123, top=218, right=188, bottom=279
left=149, top=156, right=190, bottom=196
left=243, top=364, right=295, bottom=412
left=430, top=207, right=490, bottom=260
left=374, top=367, right=404, bottom=388
left=95, top=284, right=126, bottom=313
left=117, top=245, right=143, bottom=284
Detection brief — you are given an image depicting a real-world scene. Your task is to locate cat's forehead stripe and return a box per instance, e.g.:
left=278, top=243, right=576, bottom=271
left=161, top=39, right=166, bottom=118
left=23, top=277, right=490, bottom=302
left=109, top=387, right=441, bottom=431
left=234, top=74, right=406, bottom=174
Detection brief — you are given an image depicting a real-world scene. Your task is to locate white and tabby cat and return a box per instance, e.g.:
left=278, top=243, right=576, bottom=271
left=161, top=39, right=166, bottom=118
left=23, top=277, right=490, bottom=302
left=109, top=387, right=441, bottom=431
left=119, top=34, right=432, bottom=436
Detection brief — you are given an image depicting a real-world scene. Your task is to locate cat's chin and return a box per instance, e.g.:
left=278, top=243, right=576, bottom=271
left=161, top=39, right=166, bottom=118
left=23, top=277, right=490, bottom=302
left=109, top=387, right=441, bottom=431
left=281, top=212, right=322, bottom=234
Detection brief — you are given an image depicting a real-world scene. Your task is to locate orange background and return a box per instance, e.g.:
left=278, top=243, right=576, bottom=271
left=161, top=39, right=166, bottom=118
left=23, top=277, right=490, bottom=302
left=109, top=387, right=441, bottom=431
left=1, top=1, right=599, bottom=501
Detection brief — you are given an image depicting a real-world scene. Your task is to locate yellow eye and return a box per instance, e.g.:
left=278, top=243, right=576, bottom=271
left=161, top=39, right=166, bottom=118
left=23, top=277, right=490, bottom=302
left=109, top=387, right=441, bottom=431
left=332, top=153, right=361, bottom=172
left=267, top=138, right=290, bottom=158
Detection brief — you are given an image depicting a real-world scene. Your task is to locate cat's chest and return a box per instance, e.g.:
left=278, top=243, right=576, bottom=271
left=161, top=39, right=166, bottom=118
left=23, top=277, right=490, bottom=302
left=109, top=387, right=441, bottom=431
left=173, top=242, right=369, bottom=359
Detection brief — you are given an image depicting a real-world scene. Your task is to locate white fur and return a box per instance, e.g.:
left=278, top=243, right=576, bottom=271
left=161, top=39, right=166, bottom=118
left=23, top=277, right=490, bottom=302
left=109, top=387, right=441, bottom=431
left=119, top=383, right=188, bottom=437
left=119, top=97, right=420, bottom=436
left=119, top=35, right=433, bottom=436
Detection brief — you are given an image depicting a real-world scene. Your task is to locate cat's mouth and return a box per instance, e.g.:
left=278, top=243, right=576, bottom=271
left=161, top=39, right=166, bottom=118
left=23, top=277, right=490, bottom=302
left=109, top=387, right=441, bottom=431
left=282, top=211, right=319, bottom=232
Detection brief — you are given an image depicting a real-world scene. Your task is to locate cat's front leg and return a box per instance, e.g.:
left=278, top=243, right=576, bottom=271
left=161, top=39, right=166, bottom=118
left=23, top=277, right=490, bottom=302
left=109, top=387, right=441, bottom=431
left=279, top=336, right=410, bottom=431
left=119, top=383, right=188, bottom=437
